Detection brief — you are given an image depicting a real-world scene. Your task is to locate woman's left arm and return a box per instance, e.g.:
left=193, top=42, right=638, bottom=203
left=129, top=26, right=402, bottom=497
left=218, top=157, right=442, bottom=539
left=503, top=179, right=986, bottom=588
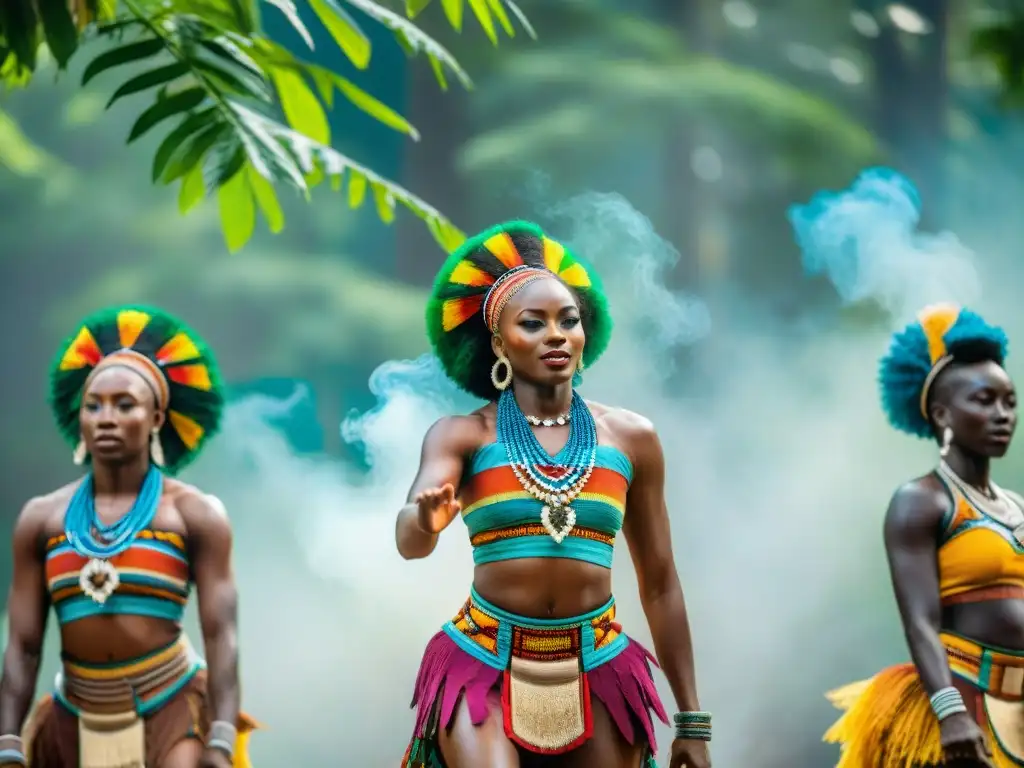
left=183, top=492, right=241, bottom=730
left=621, top=418, right=701, bottom=714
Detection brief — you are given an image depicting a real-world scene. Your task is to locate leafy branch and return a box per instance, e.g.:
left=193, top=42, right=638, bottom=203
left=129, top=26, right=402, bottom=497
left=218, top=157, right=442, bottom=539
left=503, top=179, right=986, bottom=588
left=0, top=0, right=533, bottom=253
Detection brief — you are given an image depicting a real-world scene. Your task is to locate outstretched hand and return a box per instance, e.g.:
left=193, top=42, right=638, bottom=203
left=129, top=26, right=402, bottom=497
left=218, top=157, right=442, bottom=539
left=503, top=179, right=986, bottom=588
left=669, top=738, right=710, bottom=768
left=414, top=483, right=462, bottom=534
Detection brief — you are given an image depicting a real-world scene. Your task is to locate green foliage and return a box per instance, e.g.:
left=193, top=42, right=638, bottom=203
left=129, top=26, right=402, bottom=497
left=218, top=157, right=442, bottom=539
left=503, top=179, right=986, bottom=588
left=0, top=0, right=532, bottom=253
left=972, top=6, right=1024, bottom=106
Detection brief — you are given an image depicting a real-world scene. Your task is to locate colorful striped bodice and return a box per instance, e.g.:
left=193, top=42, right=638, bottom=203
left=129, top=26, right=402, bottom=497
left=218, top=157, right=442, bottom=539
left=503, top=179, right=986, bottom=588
left=45, top=529, right=191, bottom=626
left=937, top=472, right=1024, bottom=605
left=460, top=442, right=632, bottom=568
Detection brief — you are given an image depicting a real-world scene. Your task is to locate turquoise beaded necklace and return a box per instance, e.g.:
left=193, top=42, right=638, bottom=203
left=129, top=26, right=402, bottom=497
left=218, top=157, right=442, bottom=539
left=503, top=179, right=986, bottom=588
left=64, top=466, right=163, bottom=560
left=496, top=389, right=597, bottom=542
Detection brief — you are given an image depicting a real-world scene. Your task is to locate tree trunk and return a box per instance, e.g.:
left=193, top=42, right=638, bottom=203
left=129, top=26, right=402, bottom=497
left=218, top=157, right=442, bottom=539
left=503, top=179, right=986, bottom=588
left=395, top=58, right=470, bottom=286
left=870, top=0, right=949, bottom=224
left=655, top=0, right=706, bottom=289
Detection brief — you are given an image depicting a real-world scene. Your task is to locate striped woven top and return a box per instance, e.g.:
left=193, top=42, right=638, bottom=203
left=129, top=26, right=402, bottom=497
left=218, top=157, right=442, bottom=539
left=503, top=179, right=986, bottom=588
left=45, top=529, right=191, bottom=626
left=460, top=442, right=632, bottom=568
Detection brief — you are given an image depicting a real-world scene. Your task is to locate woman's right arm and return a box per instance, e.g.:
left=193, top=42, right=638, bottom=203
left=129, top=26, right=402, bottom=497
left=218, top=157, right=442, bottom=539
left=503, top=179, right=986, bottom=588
left=884, top=482, right=953, bottom=696
left=885, top=480, right=991, bottom=761
left=395, top=417, right=475, bottom=561
left=0, top=498, right=50, bottom=736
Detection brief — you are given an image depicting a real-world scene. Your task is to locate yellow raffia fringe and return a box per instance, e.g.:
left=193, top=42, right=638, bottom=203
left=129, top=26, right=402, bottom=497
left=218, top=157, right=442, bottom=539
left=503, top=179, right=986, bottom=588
left=824, top=664, right=943, bottom=768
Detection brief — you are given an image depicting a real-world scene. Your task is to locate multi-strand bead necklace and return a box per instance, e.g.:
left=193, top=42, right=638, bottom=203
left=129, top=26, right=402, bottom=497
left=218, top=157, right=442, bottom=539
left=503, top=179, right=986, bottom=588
left=496, top=389, right=597, bottom=543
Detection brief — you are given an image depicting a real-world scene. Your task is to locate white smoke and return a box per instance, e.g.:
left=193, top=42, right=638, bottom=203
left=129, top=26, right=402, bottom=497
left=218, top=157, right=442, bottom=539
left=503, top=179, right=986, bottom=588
left=168, top=188, right=990, bottom=766
left=787, top=166, right=981, bottom=324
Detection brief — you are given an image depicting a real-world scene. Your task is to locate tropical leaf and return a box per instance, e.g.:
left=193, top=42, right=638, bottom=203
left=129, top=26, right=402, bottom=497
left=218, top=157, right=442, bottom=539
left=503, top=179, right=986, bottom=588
left=185, top=101, right=467, bottom=252
left=0, top=0, right=533, bottom=253
left=37, top=0, right=79, bottom=68
left=307, top=0, right=371, bottom=70
left=344, top=0, right=475, bottom=90
left=399, top=0, right=533, bottom=41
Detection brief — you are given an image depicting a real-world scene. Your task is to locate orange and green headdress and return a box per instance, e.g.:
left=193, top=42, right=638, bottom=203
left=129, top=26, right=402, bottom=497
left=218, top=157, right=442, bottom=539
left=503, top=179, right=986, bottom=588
left=879, top=303, right=1009, bottom=438
left=426, top=220, right=612, bottom=400
left=49, top=304, right=225, bottom=475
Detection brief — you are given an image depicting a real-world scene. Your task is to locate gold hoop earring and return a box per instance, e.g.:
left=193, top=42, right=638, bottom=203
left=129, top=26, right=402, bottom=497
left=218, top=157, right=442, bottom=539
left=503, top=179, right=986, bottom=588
left=491, top=355, right=513, bottom=391
left=939, top=426, right=953, bottom=458
left=150, top=428, right=166, bottom=467
left=73, top=439, right=88, bottom=466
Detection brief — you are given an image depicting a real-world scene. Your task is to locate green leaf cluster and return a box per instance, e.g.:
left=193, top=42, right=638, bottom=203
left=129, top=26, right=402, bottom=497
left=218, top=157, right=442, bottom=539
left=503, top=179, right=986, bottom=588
left=1, top=0, right=532, bottom=253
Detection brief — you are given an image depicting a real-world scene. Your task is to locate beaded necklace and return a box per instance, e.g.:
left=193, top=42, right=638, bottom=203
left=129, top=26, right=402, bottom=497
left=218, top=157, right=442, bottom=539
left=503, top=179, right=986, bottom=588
left=64, top=466, right=163, bottom=604
left=938, top=460, right=1024, bottom=544
left=496, top=389, right=597, bottom=543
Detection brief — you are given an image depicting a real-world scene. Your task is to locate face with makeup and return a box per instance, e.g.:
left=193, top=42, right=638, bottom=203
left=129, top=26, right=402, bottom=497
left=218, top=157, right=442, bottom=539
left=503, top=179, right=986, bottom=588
left=931, top=359, right=1017, bottom=458
left=491, top=276, right=585, bottom=388
left=79, top=366, right=165, bottom=466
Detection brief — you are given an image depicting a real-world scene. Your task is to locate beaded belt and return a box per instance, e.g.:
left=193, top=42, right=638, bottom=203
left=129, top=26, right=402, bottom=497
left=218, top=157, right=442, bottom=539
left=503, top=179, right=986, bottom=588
left=469, top=524, right=615, bottom=549
left=56, top=636, right=204, bottom=716
left=443, top=588, right=627, bottom=754
left=944, top=632, right=1024, bottom=701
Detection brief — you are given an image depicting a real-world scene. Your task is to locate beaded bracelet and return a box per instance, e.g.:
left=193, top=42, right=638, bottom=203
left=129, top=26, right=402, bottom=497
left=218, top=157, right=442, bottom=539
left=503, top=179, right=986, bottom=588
left=0, top=734, right=26, bottom=766
left=673, top=711, right=712, bottom=742
left=207, top=720, right=237, bottom=758
left=929, top=687, right=968, bottom=721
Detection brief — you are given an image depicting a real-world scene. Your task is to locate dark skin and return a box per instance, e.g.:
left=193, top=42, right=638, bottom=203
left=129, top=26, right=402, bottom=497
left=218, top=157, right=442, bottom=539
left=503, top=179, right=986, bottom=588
left=886, top=360, right=1018, bottom=768
left=0, top=367, right=241, bottom=768
left=396, top=278, right=708, bottom=768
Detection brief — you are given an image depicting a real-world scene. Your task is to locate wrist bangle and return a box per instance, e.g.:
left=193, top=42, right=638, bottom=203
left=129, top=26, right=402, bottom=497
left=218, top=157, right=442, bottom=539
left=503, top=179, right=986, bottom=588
left=207, top=720, right=236, bottom=758
left=929, top=687, right=967, bottom=721
left=673, top=711, right=712, bottom=742
left=0, top=735, right=25, bottom=766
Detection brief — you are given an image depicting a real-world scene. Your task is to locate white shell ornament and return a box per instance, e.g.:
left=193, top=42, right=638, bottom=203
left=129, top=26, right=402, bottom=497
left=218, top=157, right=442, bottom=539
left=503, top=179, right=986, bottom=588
left=540, top=505, right=576, bottom=544
left=80, top=558, right=119, bottom=605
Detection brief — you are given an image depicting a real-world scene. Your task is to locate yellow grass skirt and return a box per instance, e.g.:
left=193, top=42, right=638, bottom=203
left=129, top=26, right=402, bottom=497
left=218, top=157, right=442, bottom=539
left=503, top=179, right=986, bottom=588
left=825, top=633, right=1024, bottom=767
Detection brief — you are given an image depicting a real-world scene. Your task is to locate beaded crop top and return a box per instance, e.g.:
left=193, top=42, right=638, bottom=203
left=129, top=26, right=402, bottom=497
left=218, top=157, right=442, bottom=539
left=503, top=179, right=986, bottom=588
left=460, top=442, right=632, bottom=568
left=45, top=529, right=191, bottom=626
left=937, top=467, right=1024, bottom=606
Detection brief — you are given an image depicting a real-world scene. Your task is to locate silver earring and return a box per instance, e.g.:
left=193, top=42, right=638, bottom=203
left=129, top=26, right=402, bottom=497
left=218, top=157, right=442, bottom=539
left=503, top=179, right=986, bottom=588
left=939, top=426, right=953, bottom=458
left=150, top=428, right=166, bottom=467
left=73, top=439, right=87, bottom=466
left=491, top=354, right=513, bottom=391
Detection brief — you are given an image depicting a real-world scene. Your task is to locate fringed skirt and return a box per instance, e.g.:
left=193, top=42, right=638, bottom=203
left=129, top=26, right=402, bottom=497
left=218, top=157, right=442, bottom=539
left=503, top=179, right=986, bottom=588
left=825, top=632, right=1024, bottom=767
left=23, top=636, right=259, bottom=767
left=401, top=588, right=668, bottom=767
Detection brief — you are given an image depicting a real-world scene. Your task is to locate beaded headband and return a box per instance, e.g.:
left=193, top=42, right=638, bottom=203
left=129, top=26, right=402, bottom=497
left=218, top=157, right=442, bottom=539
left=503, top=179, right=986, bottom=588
left=917, top=303, right=962, bottom=418
left=481, top=265, right=553, bottom=335
left=84, top=349, right=170, bottom=411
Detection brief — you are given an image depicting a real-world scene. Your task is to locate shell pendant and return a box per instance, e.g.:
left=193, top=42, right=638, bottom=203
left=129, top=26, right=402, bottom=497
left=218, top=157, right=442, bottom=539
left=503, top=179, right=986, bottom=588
left=80, top=558, right=119, bottom=605
left=540, top=504, right=576, bottom=544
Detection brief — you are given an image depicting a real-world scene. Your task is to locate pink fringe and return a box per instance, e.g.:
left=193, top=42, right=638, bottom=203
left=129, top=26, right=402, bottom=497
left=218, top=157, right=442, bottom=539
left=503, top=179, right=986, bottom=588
left=409, top=631, right=668, bottom=751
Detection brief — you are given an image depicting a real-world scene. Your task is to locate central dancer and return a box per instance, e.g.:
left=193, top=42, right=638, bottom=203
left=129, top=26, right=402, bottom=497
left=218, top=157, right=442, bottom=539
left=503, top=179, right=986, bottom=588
left=397, top=221, right=711, bottom=768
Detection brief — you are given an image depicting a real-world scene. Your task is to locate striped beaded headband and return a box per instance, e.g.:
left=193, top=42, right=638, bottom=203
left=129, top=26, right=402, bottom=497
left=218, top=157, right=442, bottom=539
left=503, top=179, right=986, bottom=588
left=83, top=349, right=170, bottom=411
left=481, top=265, right=554, bottom=335
left=917, top=303, right=962, bottom=419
